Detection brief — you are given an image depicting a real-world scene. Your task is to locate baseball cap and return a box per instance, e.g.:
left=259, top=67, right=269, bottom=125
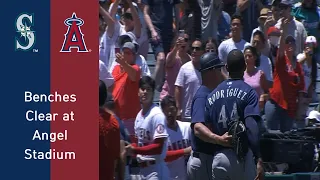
left=122, top=42, right=137, bottom=54
left=226, top=49, right=246, bottom=73
left=259, top=8, right=270, bottom=19
left=267, top=26, right=281, bottom=36
left=306, top=110, right=320, bottom=122
left=118, top=32, right=139, bottom=51
left=199, top=52, right=224, bottom=72
left=305, top=36, right=317, bottom=47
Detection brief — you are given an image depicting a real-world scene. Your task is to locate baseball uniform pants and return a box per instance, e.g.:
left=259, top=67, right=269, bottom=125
left=131, top=161, right=169, bottom=180
left=212, top=149, right=256, bottom=180
left=187, top=151, right=213, bottom=180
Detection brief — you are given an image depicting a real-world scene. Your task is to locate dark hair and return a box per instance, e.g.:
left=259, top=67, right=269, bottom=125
left=244, top=46, right=261, bottom=67
left=99, top=80, right=107, bottom=107
left=205, top=38, right=218, bottom=54
left=193, top=38, right=206, bottom=50
left=253, top=30, right=266, bottom=44
left=160, top=95, right=176, bottom=110
left=139, top=76, right=156, bottom=92
left=231, top=14, right=243, bottom=26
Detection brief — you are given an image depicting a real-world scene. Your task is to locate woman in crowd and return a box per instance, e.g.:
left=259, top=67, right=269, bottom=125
left=252, top=30, right=274, bottom=88
left=205, top=38, right=218, bottom=53
left=265, top=20, right=305, bottom=132
left=243, top=46, right=269, bottom=109
left=160, top=33, right=192, bottom=100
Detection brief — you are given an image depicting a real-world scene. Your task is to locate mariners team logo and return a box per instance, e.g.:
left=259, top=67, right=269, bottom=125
left=60, top=12, right=89, bottom=52
left=15, top=13, right=36, bottom=51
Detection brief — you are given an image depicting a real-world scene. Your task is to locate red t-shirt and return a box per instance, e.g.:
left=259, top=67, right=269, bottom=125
left=112, top=65, right=141, bottom=120
left=269, top=54, right=305, bottom=118
left=99, top=109, right=120, bottom=180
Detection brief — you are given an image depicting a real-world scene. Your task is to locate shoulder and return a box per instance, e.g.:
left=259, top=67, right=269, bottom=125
left=177, top=121, right=191, bottom=129
left=150, top=106, right=165, bottom=118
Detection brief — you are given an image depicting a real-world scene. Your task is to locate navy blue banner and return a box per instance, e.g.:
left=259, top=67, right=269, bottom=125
left=1, top=0, right=50, bottom=179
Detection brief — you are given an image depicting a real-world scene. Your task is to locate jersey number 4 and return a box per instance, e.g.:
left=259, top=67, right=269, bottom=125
left=218, top=102, right=239, bottom=129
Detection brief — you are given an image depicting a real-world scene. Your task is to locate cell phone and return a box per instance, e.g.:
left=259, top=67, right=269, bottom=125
left=115, top=47, right=120, bottom=54
left=179, top=30, right=185, bottom=38
left=267, top=11, right=272, bottom=18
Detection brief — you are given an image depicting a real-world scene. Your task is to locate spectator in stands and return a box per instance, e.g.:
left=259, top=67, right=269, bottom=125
left=99, top=60, right=114, bottom=90
left=197, top=0, right=223, bottom=41
left=143, top=0, right=181, bottom=91
left=252, top=30, right=274, bottom=87
left=218, top=14, right=250, bottom=77
left=243, top=46, right=269, bottom=109
left=265, top=19, right=305, bottom=132
left=292, top=0, right=320, bottom=63
left=160, top=34, right=192, bottom=101
left=297, top=36, right=318, bottom=103
left=99, top=80, right=124, bottom=180
left=217, top=10, right=231, bottom=44
left=109, top=32, right=151, bottom=77
left=205, top=38, right=218, bottom=54
left=161, top=95, right=192, bottom=180
left=270, top=0, right=281, bottom=22
left=267, top=26, right=281, bottom=68
left=236, top=0, right=267, bottom=42
left=99, top=6, right=118, bottom=68
left=112, top=42, right=141, bottom=133
left=275, top=0, right=307, bottom=55
left=250, top=8, right=271, bottom=57
left=175, top=39, right=203, bottom=122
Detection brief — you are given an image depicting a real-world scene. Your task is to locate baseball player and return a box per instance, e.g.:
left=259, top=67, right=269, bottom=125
left=160, top=95, right=192, bottom=180
left=205, top=49, right=264, bottom=180
left=125, top=76, right=169, bottom=180
left=188, top=52, right=232, bottom=180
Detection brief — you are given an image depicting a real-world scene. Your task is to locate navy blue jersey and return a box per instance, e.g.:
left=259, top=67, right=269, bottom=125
left=205, top=79, right=260, bottom=136
left=190, top=85, right=216, bottom=155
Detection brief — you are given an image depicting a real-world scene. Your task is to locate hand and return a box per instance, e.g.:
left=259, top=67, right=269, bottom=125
left=183, top=147, right=192, bottom=155
left=125, top=144, right=134, bottom=156
left=175, top=37, right=184, bottom=48
left=151, top=30, right=159, bottom=42
left=264, top=17, right=275, bottom=29
left=115, top=53, right=126, bottom=65
left=255, top=159, right=264, bottom=180
left=217, top=132, right=232, bottom=147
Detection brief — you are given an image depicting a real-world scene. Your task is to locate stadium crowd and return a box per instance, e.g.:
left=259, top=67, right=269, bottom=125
left=98, top=0, right=320, bottom=179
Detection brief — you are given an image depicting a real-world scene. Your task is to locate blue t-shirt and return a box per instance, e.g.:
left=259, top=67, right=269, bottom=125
left=190, top=85, right=216, bottom=155
left=142, top=0, right=180, bottom=29
left=205, top=79, right=260, bottom=150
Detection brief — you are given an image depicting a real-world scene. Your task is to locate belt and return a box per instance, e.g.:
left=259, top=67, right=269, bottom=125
left=138, top=160, right=156, bottom=168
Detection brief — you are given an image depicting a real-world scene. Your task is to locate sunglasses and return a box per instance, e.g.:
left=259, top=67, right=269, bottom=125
left=122, top=13, right=133, bottom=20
left=192, top=47, right=202, bottom=51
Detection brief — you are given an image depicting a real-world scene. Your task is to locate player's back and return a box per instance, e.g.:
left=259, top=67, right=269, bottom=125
left=206, top=79, right=259, bottom=136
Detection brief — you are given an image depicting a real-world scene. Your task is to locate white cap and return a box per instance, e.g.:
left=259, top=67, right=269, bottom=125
left=305, top=36, right=317, bottom=47
left=306, top=110, right=320, bottom=122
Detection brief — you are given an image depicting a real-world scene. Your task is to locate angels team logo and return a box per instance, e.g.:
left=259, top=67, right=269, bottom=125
left=60, top=12, right=88, bottom=52
left=15, top=13, right=36, bottom=51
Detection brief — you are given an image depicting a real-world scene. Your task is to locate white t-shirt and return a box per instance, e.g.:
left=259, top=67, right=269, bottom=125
left=175, top=61, right=202, bottom=120
left=109, top=54, right=151, bottom=77
left=99, top=21, right=125, bottom=69
left=99, top=60, right=114, bottom=88
left=218, top=38, right=251, bottom=63
left=166, top=121, right=191, bottom=180
left=258, top=55, right=273, bottom=82
left=134, top=104, right=168, bottom=162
